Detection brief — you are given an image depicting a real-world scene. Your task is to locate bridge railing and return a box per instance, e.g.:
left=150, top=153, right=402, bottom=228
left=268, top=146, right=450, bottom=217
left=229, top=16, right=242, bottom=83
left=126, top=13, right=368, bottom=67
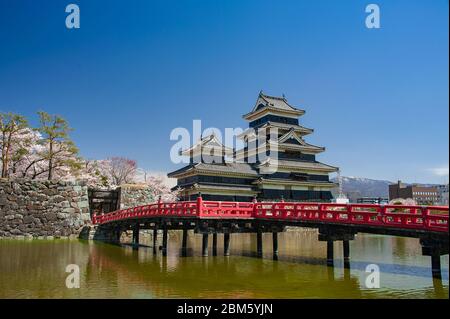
left=92, top=198, right=449, bottom=233
left=92, top=201, right=198, bottom=224
left=200, top=197, right=254, bottom=218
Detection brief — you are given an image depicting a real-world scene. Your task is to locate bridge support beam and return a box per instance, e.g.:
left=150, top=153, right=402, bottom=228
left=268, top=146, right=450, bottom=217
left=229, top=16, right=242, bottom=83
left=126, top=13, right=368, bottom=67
left=326, top=240, right=334, bottom=267
left=343, top=240, right=350, bottom=269
left=181, top=228, right=188, bottom=257
left=224, top=232, right=231, bottom=256
left=162, top=226, right=168, bottom=257
left=212, top=233, right=218, bottom=256
left=256, top=229, right=263, bottom=258
left=420, top=238, right=449, bottom=279
left=272, top=232, right=278, bottom=260
left=132, top=224, right=140, bottom=249
left=431, top=255, right=441, bottom=279
left=319, top=226, right=356, bottom=268
left=202, top=233, right=209, bottom=257
left=152, top=228, right=158, bottom=255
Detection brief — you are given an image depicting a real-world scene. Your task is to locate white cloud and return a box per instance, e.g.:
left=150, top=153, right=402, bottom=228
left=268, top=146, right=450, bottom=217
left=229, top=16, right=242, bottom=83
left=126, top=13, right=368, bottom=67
left=428, top=166, right=449, bottom=177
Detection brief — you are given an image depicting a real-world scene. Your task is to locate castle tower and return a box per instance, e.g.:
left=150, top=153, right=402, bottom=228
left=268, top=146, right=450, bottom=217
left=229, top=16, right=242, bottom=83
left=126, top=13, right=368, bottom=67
left=236, top=92, right=338, bottom=201
left=168, top=92, right=338, bottom=202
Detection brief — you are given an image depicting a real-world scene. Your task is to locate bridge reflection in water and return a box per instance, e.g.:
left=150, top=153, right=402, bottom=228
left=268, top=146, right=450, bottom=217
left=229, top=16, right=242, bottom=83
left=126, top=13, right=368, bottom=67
left=0, top=233, right=448, bottom=298
left=92, top=196, right=449, bottom=280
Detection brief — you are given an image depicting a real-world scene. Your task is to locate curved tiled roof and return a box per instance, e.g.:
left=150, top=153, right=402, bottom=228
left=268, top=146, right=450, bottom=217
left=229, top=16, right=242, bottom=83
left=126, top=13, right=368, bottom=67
left=168, top=162, right=258, bottom=177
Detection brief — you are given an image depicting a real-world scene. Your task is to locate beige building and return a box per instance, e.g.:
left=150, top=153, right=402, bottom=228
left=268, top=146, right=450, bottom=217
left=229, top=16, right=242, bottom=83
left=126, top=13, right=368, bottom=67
left=389, top=180, right=440, bottom=205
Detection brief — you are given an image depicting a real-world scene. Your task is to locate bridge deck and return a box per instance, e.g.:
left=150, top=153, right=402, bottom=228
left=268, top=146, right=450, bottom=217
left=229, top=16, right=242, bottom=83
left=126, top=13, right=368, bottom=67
left=92, top=197, right=449, bottom=236
left=91, top=197, right=449, bottom=278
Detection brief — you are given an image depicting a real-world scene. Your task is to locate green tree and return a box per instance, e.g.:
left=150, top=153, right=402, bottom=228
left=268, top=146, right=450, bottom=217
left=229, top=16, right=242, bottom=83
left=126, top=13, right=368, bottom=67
left=35, top=111, right=81, bottom=180
left=0, top=112, right=29, bottom=178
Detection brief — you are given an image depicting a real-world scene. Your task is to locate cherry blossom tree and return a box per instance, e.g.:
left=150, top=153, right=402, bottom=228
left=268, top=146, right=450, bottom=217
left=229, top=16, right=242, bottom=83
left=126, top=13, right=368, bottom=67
left=76, top=159, right=111, bottom=187
left=133, top=170, right=179, bottom=201
left=1, top=111, right=180, bottom=200
left=105, top=157, right=137, bottom=186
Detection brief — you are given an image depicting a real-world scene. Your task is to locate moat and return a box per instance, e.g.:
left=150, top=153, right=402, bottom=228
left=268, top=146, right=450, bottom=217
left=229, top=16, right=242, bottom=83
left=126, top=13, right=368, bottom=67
left=0, top=231, right=448, bottom=299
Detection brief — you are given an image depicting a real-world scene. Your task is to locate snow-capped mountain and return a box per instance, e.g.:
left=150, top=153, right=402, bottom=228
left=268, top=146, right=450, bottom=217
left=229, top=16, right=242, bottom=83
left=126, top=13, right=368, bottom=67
left=330, top=176, right=392, bottom=201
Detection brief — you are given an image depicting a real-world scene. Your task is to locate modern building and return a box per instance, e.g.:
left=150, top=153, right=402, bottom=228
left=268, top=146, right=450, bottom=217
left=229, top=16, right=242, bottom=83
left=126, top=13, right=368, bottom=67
left=388, top=180, right=439, bottom=205
left=168, top=92, right=339, bottom=202
left=436, top=184, right=449, bottom=206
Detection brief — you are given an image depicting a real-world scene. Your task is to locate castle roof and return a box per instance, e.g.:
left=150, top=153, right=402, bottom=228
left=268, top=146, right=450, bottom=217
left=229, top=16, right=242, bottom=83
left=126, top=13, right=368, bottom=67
left=168, top=162, right=258, bottom=178
left=243, top=92, right=305, bottom=120
left=237, top=122, right=313, bottom=140
left=180, top=133, right=234, bottom=157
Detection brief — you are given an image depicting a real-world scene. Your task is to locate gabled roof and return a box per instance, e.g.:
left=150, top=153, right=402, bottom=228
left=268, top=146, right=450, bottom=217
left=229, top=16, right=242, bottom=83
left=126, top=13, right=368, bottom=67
left=253, top=178, right=338, bottom=188
left=252, top=92, right=300, bottom=112
left=167, top=162, right=258, bottom=178
left=180, top=134, right=234, bottom=157
left=236, top=122, right=313, bottom=140
left=256, top=158, right=338, bottom=173
left=261, top=121, right=313, bottom=134
left=278, top=128, right=325, bottom=152
left=243, top=92, right=305, bottom=120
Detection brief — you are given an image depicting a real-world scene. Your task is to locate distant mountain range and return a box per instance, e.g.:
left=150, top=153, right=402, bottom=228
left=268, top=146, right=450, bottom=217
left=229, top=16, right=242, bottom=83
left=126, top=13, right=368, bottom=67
left=330, top=176, right=392, bottom=201
left=330, top=176, right=444, bottom=202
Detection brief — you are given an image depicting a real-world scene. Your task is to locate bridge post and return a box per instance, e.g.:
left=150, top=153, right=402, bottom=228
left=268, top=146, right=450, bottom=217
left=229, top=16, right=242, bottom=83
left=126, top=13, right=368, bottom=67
left=152, top=227, right=158, bottom=255
left=212, top=233, right=218, bottom=256
left=162, top=224, right=168, bottom=257
left=181, top=228, right=188, bottom=257
left=431, top=254, right=442, bottom=279
left=343, top=240, right=350, bottom=269
left=256, top=228, right=263, bottom=258
left=202, top=233, right=209, bottom=257
left=132, top=223, right=140, bottom=249
left=319, top=226, right=356, bottom=268
left=224, top=232, right=231, bottom=256
left=272, top=231, right=278, bottom=260
left=420, top=238, right=448, bottom=279
left=197, top=193, right=203, bottom=217
left=326, top=240, right=334, bottom=267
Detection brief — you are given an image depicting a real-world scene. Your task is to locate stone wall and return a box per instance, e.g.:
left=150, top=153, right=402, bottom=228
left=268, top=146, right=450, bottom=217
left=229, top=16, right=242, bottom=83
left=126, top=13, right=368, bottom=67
left=0, top=179, right=90, bottom=238
left=118, top=184, right=155, bottom=209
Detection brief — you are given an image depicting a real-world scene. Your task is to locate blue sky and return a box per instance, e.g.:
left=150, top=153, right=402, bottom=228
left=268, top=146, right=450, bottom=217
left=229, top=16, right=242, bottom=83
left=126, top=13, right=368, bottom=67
left=0, top=0, right=448, bottom=183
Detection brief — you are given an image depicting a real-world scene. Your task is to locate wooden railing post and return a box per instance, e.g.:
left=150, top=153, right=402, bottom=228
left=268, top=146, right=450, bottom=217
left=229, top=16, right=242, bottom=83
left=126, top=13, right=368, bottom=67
left=252, top=195, right=258, bottom=218
left=157, top=196, right=162, bottom=215
left=421, top=206, right=429, bottom=230
left=379, top=205, right=386, bottom=226
left=197, top=193, right=203, bottom=217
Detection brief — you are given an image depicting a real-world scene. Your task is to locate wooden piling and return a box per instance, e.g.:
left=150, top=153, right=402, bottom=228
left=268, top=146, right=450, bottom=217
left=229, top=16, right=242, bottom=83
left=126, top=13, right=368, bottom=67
left=343, top=240, right=350, bottom=269
left=132, top=224, right=140, bottom=249
left=272, top=232, right=278, bottom=260
left=202, top=233, right=209, bottom=257
left=224, top=232, right=231, bottom=256
left=327, top=240, right=334, bottom=267
left=152, top=228, right=158, bottom=255
left=212, top=233, right=218, bottom=256
left=162, top=226, right=168, bottom=257
left=181, top=228, right=188, bottom=257
left=431, top=254, right=442, bottom=279
left=257, top=229, right=263, bottom=258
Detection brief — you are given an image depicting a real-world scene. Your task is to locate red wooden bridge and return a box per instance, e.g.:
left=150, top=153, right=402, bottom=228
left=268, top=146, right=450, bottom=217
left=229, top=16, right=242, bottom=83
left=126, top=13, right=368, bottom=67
left=91, top=197, right=449, bottom=278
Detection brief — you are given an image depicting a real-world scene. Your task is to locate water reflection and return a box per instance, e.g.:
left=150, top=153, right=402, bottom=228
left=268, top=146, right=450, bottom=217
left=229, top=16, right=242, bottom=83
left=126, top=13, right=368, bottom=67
left=0, top=230, right=448, bottom=299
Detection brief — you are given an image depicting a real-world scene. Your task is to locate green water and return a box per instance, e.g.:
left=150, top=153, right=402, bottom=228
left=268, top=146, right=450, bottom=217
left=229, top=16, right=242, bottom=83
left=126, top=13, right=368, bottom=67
left=0, top=231, right=448, bottom=298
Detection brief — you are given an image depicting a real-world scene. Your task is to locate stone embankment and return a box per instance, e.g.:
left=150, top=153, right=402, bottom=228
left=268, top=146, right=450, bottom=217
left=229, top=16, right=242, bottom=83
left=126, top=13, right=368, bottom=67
left=0, top=179, right=90, bottom=239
